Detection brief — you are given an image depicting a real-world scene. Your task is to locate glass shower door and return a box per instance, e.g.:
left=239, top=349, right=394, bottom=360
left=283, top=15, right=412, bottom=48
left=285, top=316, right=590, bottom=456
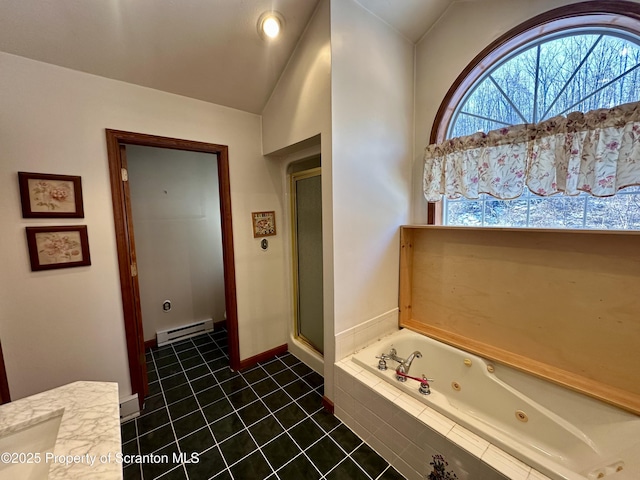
left=291, top=168, right=323, bottom=354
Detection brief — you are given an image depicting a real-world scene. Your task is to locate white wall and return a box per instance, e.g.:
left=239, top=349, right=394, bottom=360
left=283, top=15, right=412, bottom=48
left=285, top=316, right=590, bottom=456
left=413, top=0, right=639, bottom=223
left=262, top=0, right=331, bottom=157
left=127, top=146, right=225, bottom=341
left=262, top=0, right=336, bottom=394
left=330, top=0, right=414, bottom=335
left=0, top=52, right=287, bottom=400
left=263, top=0, right=414, bottom=404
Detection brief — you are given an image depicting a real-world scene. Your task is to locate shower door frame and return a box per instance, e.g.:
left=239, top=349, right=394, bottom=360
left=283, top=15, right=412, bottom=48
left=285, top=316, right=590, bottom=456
left=290, top=167, right=324, bottom=356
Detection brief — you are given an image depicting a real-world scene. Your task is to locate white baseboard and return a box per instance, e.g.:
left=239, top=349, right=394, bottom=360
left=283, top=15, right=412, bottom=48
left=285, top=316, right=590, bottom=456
left=119, top=393, right=140, bottom=422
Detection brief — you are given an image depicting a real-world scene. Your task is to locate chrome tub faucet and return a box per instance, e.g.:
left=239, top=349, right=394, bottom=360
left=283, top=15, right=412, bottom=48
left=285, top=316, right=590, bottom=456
left=376, top=348, right=423, bottom=381
left=395, top=351, right=422, bottom=381
left=375, top=348, right=432, bottom=393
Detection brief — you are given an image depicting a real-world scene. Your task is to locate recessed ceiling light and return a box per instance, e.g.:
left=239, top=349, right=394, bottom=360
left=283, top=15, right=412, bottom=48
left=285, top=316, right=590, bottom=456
left=263, top=17, right=280, bottom=38
left=258, top=12, right=284, bottom=40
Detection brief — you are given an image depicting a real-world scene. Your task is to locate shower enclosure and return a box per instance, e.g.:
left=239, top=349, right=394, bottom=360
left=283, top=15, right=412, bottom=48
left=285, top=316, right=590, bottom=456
left=290, top=166, right=323, bottom=355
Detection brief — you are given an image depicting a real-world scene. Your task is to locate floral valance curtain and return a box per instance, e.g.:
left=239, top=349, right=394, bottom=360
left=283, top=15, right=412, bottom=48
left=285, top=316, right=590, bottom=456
left=423, top=101, right=640, bottom=202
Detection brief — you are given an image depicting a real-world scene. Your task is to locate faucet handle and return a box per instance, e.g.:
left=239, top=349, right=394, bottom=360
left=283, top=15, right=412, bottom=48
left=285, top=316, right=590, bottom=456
left=376, top=347, right=399, bottom=367
left=375, top=354, right=389, bottom=371
left=419, top=375, right=434, bottom=395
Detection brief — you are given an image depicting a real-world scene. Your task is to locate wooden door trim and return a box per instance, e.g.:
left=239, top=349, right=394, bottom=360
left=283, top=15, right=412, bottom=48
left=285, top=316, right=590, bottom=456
left=106, top=130, right=241, bottom=408
left=0, top=342, right=11, bottom=404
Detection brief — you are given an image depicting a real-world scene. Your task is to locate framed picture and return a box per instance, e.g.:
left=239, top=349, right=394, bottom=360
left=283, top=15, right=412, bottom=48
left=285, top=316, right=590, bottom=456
left=251, top=211, right=276, bottom=238
left=18, top=172, right=84, bottom=218
left=26, top=226, right=91, bottom=271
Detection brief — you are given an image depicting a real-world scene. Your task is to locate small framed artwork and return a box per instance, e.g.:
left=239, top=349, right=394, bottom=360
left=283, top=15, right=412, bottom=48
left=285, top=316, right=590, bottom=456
left=251, top=211, right=276, bottom=238
left=26, top=226, right=91, bottom=271
left=18, top=172, right=84, bottom=218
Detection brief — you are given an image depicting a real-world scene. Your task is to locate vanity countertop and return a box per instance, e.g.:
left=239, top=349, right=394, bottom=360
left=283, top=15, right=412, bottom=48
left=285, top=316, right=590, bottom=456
left=0, top=381, right=121, bottom=479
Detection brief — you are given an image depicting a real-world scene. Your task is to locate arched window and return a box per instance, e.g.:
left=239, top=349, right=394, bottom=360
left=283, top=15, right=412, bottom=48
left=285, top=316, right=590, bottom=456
left=432, top=3, right=640, bottom=229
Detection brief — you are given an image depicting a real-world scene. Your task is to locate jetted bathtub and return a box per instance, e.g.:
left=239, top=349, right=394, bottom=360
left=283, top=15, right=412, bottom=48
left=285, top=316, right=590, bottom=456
left=352, top=328, right=640, bottom=480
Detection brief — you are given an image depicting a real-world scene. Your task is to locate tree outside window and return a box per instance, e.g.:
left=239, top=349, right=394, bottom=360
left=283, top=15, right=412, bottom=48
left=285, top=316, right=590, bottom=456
left=444, top=30, right=640, bottom=229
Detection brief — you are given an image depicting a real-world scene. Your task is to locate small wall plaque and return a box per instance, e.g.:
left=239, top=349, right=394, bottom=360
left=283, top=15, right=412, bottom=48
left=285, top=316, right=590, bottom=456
left=251, top=211, right=276, bottom=238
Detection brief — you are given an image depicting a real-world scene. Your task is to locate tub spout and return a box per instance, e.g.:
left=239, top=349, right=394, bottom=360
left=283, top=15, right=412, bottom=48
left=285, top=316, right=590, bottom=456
left=396, top=351, right=422, bottom=381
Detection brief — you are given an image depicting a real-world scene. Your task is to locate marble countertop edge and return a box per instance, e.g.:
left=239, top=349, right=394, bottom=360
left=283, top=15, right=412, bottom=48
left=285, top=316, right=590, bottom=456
left=0, top=381, right=122, bottom=479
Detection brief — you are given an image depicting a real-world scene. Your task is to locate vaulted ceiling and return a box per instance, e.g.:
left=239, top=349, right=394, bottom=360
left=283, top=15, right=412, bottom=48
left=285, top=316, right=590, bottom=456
left=0, top=0, right=455, bottom=114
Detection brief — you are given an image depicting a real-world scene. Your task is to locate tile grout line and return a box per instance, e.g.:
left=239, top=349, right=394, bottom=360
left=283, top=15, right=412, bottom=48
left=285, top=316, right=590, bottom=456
left=127, top=330, right=398, bottom=480
left=254, top=359, right=346, bottom=479
left=240, top=344, right=380, bottom=479
left=193, top=337, right=277, bottom=479
left=176, top=332, right=235, bottom=480
left=243, top=357, right=371, bottom=479
left=132, top=334, right=226, bottom=478
left=219, top=354, right=302, bottom=475
left=144, top=342, right=340, bottom=479
left=240, top=356, right=362, bottom=479
left=168, top=352, right=323, bottom=477
left=153, top=330, right=227, bottom=480
left=141, top=344, right=186, bottom=479
left=157, top=339, right=192, bottom=479
left=238, top=361, right=325, bottom=479
left=155, top=330, right=231, bottom=479
left=183, top=330, right=283, bottom=479
left=146, top=332, right=226, bottom=479
left=134, top=408, right=143, bottom=479
left=257, top=357, right=376, bottom=480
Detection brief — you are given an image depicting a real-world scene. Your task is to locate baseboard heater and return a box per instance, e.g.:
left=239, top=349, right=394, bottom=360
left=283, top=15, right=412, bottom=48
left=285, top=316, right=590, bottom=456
left=157, top=319, right=214, bottom=346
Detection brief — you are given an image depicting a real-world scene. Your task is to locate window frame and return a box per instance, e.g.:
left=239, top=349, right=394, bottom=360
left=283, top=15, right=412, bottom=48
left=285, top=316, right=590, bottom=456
left=427, top=1, right=640, bottom=225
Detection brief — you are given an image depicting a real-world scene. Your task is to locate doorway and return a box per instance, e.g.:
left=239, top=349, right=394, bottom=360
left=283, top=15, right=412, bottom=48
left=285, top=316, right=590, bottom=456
left=290, top=165, right=323, bottom=355
left=106, top=130, right=240, bottom=409
left=126, top=146, right=226, bottom=350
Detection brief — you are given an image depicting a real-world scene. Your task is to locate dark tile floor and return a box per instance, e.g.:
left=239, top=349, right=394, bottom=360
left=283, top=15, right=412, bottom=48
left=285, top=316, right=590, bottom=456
left=121, top=328, right=405, bottom=480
